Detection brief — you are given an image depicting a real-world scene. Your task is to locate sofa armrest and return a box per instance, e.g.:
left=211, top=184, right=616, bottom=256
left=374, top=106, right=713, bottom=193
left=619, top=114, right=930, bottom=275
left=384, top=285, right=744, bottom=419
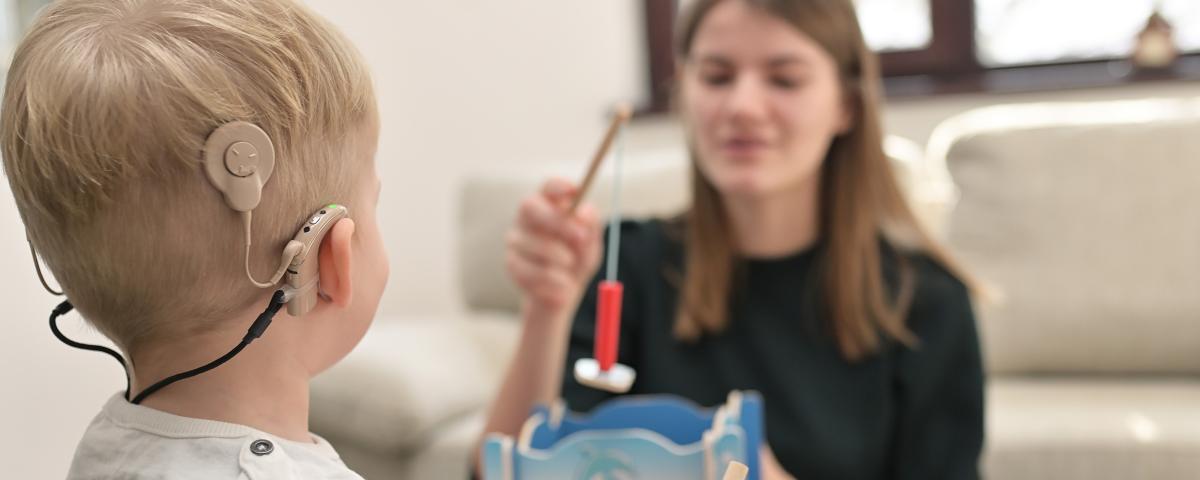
left=310, top=313, right=520, bottom=454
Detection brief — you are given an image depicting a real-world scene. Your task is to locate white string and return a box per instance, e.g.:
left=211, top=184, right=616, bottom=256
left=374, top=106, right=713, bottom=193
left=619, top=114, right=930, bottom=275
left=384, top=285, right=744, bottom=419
left=605, top=124, right=625, bottom=282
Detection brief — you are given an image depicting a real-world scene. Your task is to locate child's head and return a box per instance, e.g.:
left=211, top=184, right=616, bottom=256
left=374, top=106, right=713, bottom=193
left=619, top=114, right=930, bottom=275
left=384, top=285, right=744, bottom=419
left=2, top=0, right=388, bottom=368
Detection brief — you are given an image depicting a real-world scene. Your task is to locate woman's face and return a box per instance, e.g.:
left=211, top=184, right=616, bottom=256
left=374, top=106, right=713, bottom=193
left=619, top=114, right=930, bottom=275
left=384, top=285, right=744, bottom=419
left=681, top=0, right=851, bottom=199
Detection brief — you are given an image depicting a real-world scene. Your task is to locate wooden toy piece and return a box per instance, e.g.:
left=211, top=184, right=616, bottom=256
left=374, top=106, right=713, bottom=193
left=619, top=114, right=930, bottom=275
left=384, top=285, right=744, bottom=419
left=573, top=358, right=635, bottom=394
left=722, top=461, right=750, bottom=480
left=567, top=103, right=633, bottom=214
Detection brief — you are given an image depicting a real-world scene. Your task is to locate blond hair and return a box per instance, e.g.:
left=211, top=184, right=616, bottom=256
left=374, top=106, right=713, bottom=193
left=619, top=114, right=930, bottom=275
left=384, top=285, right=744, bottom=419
left=2, top=0, right=377, bottom=356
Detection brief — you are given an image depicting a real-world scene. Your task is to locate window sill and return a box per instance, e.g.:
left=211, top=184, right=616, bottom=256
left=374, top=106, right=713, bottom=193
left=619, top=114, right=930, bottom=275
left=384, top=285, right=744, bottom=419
left=884, top=54, right=1200, bottom=99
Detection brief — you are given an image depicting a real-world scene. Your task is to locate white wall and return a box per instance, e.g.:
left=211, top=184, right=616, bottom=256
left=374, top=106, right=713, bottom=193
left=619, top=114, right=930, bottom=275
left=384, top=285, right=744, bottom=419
left=1, top=0, right=1197, bottom=476
left=317, top=0, right=648, bottom=317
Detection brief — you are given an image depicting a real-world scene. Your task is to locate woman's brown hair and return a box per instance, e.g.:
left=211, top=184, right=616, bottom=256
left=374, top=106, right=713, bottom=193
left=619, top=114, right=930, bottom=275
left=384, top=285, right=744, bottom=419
left=673, top=0, right=976, bottom=361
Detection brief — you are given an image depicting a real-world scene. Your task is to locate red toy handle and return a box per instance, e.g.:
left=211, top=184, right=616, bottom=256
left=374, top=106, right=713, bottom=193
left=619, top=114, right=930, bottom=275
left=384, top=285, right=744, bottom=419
left=594, top=280, right=624, bottom=372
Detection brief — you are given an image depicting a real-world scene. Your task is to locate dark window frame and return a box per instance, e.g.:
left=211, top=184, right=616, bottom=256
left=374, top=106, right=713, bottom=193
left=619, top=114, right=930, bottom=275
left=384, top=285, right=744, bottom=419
left=641, top=0, right=1200, bottom=112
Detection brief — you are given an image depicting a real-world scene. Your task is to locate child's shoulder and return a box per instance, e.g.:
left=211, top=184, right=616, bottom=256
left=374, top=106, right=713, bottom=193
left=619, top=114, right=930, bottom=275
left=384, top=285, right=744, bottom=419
left=66, top=394, right=363, bottom=479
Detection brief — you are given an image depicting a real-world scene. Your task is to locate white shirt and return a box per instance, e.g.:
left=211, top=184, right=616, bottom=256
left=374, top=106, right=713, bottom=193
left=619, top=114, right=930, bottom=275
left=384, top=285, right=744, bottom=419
left=67, top=393, right=364, bottom=479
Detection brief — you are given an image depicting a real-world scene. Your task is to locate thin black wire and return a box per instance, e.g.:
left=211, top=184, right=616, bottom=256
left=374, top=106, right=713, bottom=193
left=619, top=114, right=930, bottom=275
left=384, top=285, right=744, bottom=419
left=49, top=290, right=288, bottom=405
left=49, top=300, right=130, bottom=400
left=131, top=290, right=287, bottom=404
left=130, top=337, right=252, bottom=404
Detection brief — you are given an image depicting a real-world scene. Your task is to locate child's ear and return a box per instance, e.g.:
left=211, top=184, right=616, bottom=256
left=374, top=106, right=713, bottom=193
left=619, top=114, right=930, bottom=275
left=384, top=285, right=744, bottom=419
left=317, top=218, right=356, bottom=308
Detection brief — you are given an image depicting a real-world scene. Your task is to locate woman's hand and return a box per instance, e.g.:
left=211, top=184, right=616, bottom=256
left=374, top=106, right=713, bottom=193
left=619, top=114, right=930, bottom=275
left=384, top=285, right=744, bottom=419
left=760, top=445, right=796, bottom=480
left=506, top=177, right=603, bottom=319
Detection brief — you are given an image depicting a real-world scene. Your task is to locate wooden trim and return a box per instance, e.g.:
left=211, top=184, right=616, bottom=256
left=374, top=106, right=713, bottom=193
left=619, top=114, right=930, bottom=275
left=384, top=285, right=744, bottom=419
left=643, top=0, right=677, bottom=114
left=884, top=53, right=1200, bottom=99
left=879, top=0, right=978, bottom=77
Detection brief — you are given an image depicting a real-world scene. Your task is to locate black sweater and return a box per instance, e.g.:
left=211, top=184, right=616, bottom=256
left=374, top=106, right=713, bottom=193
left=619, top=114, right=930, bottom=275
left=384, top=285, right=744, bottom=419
left=561, top=219, right=984, bottom=480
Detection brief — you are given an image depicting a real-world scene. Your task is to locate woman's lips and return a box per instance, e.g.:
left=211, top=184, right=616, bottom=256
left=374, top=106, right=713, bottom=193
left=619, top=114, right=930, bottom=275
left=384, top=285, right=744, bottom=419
left=721, top=137, right=768, bottom=160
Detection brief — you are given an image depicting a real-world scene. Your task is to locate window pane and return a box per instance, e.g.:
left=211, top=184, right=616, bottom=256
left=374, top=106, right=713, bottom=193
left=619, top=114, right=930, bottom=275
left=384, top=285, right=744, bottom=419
left=855, top=0, right=932, bottom=52
left=676, top=0, right=932, bottom=54
left=977, top=0, right=1200, bottom=67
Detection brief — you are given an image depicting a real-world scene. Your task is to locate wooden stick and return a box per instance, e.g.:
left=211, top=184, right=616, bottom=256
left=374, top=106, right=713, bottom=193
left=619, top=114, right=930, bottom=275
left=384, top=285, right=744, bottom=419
left=722, top=461, right=749, bottom=480
left=567, top=103, right=633, bottom=214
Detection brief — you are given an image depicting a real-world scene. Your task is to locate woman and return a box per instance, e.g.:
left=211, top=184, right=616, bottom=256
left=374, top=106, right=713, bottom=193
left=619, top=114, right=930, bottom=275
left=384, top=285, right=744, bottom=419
left=480, top=0, right=983, bottom=478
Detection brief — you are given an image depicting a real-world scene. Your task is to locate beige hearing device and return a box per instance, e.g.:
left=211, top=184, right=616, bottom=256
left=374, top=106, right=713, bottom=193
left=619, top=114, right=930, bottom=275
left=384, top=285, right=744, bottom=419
left=202, top=120, right=346, bottom=315
left=282, top=204, right=347, bottom=314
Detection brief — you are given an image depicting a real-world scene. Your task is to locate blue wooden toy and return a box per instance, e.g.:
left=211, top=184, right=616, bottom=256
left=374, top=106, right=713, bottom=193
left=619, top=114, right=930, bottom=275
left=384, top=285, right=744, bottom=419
left=482, top=390, right=763, bottom=480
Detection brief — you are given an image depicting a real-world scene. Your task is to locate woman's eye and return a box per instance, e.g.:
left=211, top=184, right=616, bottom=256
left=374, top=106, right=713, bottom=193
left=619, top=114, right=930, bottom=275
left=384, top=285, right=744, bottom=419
left=771, top=76, right=802, bottom=89
left=701, top=73, right=733, bottom=86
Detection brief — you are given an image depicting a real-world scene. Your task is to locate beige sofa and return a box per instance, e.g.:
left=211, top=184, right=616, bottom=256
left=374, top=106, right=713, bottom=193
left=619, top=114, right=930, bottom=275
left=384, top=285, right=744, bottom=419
left=311, top=98, right=1200, bottom=479
left=932, top=98, right=1200, bottom=479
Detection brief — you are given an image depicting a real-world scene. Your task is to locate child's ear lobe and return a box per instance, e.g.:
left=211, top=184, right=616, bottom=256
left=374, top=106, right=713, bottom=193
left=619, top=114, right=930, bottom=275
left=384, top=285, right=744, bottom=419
left=317, top=218, right=356, bottom=308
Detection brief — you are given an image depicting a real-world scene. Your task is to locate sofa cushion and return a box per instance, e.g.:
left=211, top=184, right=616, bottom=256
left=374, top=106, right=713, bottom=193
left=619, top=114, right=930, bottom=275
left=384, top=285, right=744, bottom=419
left=459, top=148, right=691, bottom=314
left=933, top=99, right=1200, bottom=374
left=985, top=377, right=1200, bottom=480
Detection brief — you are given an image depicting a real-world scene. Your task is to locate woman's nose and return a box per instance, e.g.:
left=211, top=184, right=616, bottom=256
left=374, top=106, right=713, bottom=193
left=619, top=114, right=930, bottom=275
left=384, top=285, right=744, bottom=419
left=724, top=74, right=769, bottom=123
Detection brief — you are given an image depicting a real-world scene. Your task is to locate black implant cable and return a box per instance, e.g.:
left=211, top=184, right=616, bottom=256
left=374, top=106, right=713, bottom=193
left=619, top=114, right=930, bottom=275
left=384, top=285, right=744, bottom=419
left=48, top=300, right=130, bottom=399
left=49, top=290, right=287, bottom=404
